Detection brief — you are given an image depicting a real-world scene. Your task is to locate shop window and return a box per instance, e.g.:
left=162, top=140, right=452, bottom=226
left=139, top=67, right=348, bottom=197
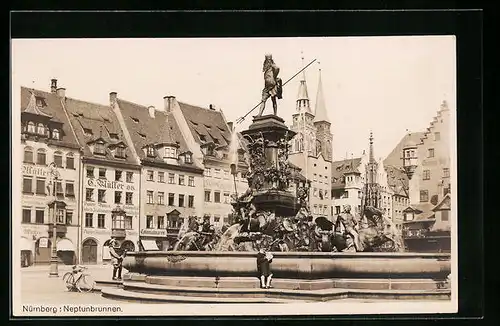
left=37, top=149, right=46, bottom=165
left=24, top=147, right=33, bottom=163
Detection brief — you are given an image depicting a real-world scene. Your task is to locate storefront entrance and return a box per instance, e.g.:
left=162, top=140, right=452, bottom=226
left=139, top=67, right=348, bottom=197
left=81, top=238, right=98, bottom=264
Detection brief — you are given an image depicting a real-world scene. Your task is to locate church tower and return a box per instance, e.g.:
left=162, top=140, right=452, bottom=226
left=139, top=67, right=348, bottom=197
left=290, top=54, right=316, bottom=157
left=313, top=65, right=333, bottom=162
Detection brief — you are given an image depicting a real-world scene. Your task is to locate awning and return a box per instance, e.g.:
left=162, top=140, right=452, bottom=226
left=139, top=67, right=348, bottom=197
left=140, top=240, right=159, bottom=251
left=20, top=237, right=33, bottom=251
left=56, top=238, right=75, bottom=251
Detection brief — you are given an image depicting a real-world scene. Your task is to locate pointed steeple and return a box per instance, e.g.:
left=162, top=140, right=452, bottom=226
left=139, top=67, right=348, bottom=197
left=313, top=63, right=330, bottom=123
left=23, top=91, right=52, bottom=118
left=368, top=131, right=375, bottom=163
left=296, top=52, right=311, bottom=113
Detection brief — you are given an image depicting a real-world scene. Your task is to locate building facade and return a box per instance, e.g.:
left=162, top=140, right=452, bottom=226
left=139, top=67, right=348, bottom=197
left=20, top=82, right=82, bottom=266
left=64, top=92, right=141, bottom=264
left=113, top=95, right=204, bottom=250
left=288, top=64, right=333, bottom=220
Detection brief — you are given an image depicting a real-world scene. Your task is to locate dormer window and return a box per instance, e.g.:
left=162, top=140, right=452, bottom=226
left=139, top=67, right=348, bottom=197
left=27, top=122, right=36, bottom=133
left=206, top=147, right=214, bottom=156
left=213, top=138, right=220, bottom=145
left=147, top=146, right=155, bottom=157
left=164, top=147, right=177, bottom=159
left=37, top=123, right=45, bottom=135
left=52, top=129, right=60, bottom=140
left=199, top=135, right=207, bottom=142
left=83, top=128, right=93, bottom=136
left=94, top=142, right=106, bottom=155
left=115, top=146, right=126, bottom=158
left=109, top=133, right=119, bottom=140
left=36, top=98, right=43, bottom=107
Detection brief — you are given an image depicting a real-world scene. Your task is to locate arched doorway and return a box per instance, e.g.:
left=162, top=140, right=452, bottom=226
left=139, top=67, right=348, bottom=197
left=121, top=240, right=135, bottom=252
left=81, top=238, right=98, bottom=264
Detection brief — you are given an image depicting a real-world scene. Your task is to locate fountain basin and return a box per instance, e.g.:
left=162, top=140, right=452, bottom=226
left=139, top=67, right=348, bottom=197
left=123, top=251, right=451, bottom=279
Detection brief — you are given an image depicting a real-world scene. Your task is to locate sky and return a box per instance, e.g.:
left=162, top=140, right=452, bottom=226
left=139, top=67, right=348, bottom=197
left=11, top=36, right=456, bottom=160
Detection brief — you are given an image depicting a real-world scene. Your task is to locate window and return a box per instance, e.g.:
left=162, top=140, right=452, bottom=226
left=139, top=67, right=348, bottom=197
left=178, top=175, right=185, bottom=185
left=335, top=206, right=341, bottom=215
left=165, top=147, right=177, bottom=158
left=97, top=214, right=105, bottom=228
left=35, top=210, right=44, bottom=224
left=126, top=172, right=133, bottom=183
left=85, top=213, right=93, bottom=227
left=204, top=168, right=211, bottom=177
left=147, top=191, right=154, bottom=204
left=27, top=122, right=35, bottom=133
left=66, top=211, right=73, bottom=225
left=114, top=191, right=122, bottom=204
left=188, top=195, right=194, bottom=208
left=188, top=176, right=195, bottom=187
left=420, top=190, right=429, bottom=202
left=86, top=188, right=94, bottom=202
left=168, top=173, right=175, bottom=184
left=214, top=215, right=220, bottom=223
left=147, top=170, right=154, bottom=181
left=115, top=170, right=122, bottom=181
left=313, top=188, right=317, bottom=197
left=168, top=193, right=175, bottom=206
left=66, top=153, right=74, bottom=169
left=98, top=189, right=106, bottom=203
left=158, top=172, right=165, bottom=183
left=443, top=168, right=450, bottom=178
left=115, top=146, right=126, bottom=158
left=52, top=129, right=60, bottom=140
left=86, top=166, right=94, bottom=178
left=24, top=147, right=33, bottom=163
left=125, top=216, right=133, bottom=229
left=204, top=190, right=211, bottom=202
left=434, top=132, right=441, bottom=141
left=36, top=178, right=46, bottom=195
left=214, top=169, right=221, bottom=178
left=146, top=216, right=154, bottom=228
left=157, top=192, right=165, bottom=205
left=23, top=177, right=33, bottom=193
left=36, top=149, right=46, bottom=165
left=147, top=147, right=155, bottom=157
left=56, top=181, right=63, bottom=195
left=157, top=216, right=165, bottom=229
left=223, top=192, right=230, bottom=204
left=94, top=142, right=105, bottom=155
left=37, top=123, right=45, bottom=135
left=99, top=168, right=106, bottom=179
left=178, top=194, right=185, bottom=207
left=22, top=209, right=31, bottom=223
left=423, top=170, right=431, bottom=180
left=441, top=210, right=449, bottom=222
left=112, top=215, right=125, bottom=229
left=313, top=174, right=317, bottom=182
left=126, top=192, right=133, bottom=205
left=428, top=148, right=435, bottom=158
left=83, top=128, right=93, bottom=136
left=185, top=153, right=192, bottom=163
left=53, top=152, right=63, bottom=167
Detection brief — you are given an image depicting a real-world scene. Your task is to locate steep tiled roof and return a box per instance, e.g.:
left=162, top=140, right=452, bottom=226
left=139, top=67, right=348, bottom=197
left=403, top=202, right=436, bottom=222
left=179, top=102, right=232, bottom=147
left=20, top=86, right=79, bottom=148
left=331, top=157, right=362, bottom=190
left=384, top=132, right=425, bottom=167
left=384, top=165, right=409, bottom=196
left=63, top=97, right=137, bottom=164
left=117, top=99, right=198, bottom=169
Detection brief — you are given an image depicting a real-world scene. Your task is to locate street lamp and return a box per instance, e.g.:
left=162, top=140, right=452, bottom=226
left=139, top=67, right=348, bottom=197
left=48, top=162, right=61, bottom=277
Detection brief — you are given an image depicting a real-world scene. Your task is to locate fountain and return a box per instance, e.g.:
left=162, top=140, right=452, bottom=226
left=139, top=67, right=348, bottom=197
left=101, top=55, right=451, bottom=303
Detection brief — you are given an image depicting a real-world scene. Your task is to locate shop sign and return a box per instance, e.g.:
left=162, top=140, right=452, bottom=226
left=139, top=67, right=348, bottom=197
left=83, top=228, right=110, bottom=236
left=39, top=238, right=48, bottom=248
left=87, top=178, right=136, bottom=191
left=140, top=228, right=167, bottom=237
left=22, top=224, right=48, bottom=238
left=23, top=165, right=49, bottom=177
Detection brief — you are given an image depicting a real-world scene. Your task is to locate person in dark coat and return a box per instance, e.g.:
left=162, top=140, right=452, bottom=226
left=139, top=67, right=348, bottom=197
left=108, top=239, right=125, bottom=280
left=256, top=247, right=274, bottom=289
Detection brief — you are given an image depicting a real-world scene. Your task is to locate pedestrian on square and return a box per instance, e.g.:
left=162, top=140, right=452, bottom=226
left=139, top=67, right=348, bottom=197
left=108, top=239, right=124, bottom=281
left=256, top=247, right=274, bottom=289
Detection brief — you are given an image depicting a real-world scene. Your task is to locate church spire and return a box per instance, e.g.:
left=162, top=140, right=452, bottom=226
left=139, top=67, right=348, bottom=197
left=296, top=52, right=311, bottom=113
left=313, top=62, right=330, bottom=123
left=369, top=131, right=375, bottom=163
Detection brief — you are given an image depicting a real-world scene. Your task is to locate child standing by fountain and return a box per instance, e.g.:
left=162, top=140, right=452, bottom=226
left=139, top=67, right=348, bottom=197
left=256, top=247, right=273, bottom=289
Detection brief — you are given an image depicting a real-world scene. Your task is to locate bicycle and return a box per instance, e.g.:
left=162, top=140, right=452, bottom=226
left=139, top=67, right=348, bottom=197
left=62, top=265, right=96, bottom=293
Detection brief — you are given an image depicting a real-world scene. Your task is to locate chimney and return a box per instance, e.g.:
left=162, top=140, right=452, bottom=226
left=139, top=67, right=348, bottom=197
left=209, top=104, right=215, bottom=110
left=163, top=96, right=171, bottom=112
left=110, top=92, right=117, bottom=106
left=227, top=121, right=233, bottom=132
left=50, top=79, right=57, bottom=93
left=148, top=106, right=156, bottom=118
left=56, top=88, right=66, bottom=99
